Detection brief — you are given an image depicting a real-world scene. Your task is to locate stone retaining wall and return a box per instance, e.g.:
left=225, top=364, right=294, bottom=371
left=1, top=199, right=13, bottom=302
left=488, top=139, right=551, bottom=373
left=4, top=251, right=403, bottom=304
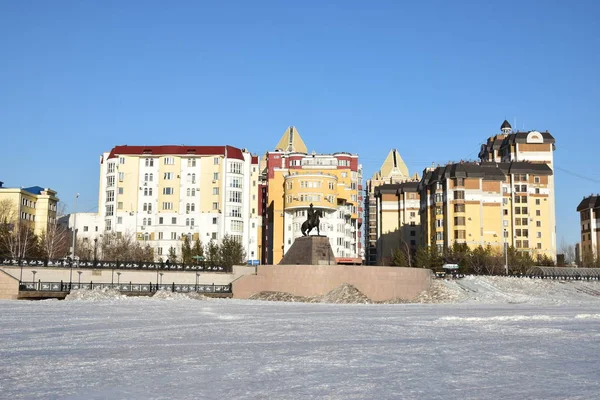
left=232, top=265, right=432, bottom=302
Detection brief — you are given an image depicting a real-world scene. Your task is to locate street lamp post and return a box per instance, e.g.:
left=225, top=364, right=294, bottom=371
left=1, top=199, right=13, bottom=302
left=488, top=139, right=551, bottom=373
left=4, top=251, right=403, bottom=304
left=195, top=272, right=200, bottom=291
left=31, top=270, right=37, bottom=287
left=504, top=229, right=509, bottom=275
left=93, top=238, right=98, bottom=268
left=71, top=193, right=79, bottom=259
left=159, top=272, right=164, bottom=285
left=77, top=271, right=82, bottom=286
left=117, top=272, right=121, bottom=286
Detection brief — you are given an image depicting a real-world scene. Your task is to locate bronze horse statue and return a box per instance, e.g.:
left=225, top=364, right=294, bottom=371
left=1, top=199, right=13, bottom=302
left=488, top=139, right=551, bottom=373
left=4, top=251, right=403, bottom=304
left=301, top=206, right=322, bottom=236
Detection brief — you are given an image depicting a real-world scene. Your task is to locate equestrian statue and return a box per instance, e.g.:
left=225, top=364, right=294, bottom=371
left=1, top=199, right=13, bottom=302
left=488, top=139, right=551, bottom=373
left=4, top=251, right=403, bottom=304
left=301, top=203, right=323, bottom=236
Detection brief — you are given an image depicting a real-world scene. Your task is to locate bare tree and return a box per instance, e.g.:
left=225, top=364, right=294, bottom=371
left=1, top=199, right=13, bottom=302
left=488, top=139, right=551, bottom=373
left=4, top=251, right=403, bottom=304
left=559, top=238, right=576, bottom=265
left=0, top=200, right=38, bottom=258
left=39, top=221, right=70, bottom=260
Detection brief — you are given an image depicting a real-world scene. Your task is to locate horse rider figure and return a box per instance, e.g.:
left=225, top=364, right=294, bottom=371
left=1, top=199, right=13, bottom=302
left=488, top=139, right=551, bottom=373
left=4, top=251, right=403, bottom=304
left=301, top=203, right=321, bottom=236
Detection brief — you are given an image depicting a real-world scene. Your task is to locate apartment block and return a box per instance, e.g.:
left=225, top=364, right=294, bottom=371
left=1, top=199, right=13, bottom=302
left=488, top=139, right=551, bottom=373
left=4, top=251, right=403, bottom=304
left=70, top=145, right=260, bottom=262
left=576, top=195, right=600, bottom=262
left=0, top=181, right=59, bottom=236
left=419, top=120, right=557, bottom=260
left=260, top=127, right=363, bottom=265
left=373, top=181, right=420, bottom=265
left=364, top=149, right=418, bottom=265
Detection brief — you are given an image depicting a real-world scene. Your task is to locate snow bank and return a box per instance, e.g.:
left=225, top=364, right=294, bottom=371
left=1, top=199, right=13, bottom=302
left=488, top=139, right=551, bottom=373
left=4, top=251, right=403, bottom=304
left=151, top=290, right=210, bottom=300
left=65, top=288, right=127, bottom=301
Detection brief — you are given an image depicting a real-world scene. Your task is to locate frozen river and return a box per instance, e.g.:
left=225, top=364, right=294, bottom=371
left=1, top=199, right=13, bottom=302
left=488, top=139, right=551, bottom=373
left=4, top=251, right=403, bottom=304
left=1, top=295, right=600, bottom=399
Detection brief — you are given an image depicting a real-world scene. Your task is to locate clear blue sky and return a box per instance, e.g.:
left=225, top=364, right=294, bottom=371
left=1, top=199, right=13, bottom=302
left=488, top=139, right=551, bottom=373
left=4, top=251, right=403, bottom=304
left=1, top=0, right=598, bottom=247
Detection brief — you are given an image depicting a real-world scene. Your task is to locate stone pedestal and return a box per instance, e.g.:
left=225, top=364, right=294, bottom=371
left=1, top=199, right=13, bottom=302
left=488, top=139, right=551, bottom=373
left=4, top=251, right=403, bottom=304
left=279, top=236, right=336, bottom=265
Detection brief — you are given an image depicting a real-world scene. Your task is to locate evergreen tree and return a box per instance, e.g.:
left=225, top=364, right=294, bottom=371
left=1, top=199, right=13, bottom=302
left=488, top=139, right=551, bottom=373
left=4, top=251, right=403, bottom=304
left=181, top=235, right=192, bottom=265
left=167, top=246, right=178, bottom=264
left=220, top=234, right=246, bottom=272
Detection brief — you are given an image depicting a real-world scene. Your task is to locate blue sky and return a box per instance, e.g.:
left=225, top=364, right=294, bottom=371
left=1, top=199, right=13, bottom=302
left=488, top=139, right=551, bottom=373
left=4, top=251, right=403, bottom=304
left=1, top=0, right=598, bottom=247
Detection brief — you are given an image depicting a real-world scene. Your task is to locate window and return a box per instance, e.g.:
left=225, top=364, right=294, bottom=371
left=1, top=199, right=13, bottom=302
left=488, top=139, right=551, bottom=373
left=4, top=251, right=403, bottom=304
left=212, top=232, right=218, bottom=240
left=454, top=204, right=465, bottom=212
left=410, top=212, right=416, bottom=218
left=230, top=162, right=242, bottom=174
left=107, top=163, right=115, bottom=173
left=537, top=243, right=542, bottom=249
left=230, top=206, right=242, bottom=217
left=536, top=221, right=541, bottom=227
left=106, top=205, right=114, bottom=216
left=145, top=158, right=154, bottom=167
left=229, top=191, right=242, bottom=203
left=213, top=217, right=217, bottom=224
left=454, top=190, right=465, bottom=200
left=454, top=177, right=464, bottom=187
left=117, top=217, right=123, bottom=224
left=536, top=210, right=541, bottom=216
left=163, top=187, right=174, bottom=195
left=186, top=218, right=190, bottom=226
left=214, top=157, right=220, bottom=165
left=164, top=172, right=173, bottom=180
left=159, top=217, right=163, bottom=224
left=454, top=230, right=466, bottom=239
left=454, top=216, right=466, bottom=225
left=213, top=202, right=219, bottom=210
left=535, top=188, right=540, bottom=194
left=186, top=203, right=196, bottom=213
left=118, top=187, right=124, bottom=195
left=537, top=232, right=542, bottom=238
left=436, top=232, right=444, bottom=240
left=144, top=188, right=153, bottom=196
left=436, top=219, right=443, bottom=228
left=190, top=218, right=195, bottom=227
left=535, top=199, right=540, bottom=205
left=162, top=202, right=173, bottom=210
left=534, top=176, right=540, bottom=183
left=171, top=232, right=177, bottom=240
left=410, top=230, right=415, bottom=236
left=119, top=157, right=125, bottom=165
left=502, top=198, right=508, bottom=205
left=107, top=176, right=115, bottom=187
left=503, top=209, right=508, bottom=215
left=106, top=191, right=115, bottom=202
left=171, top=217, right=177, bottom=224
left=164, top=157, right=175, bottom=165
left=213, top=187, right=219, bottom=195
left=213, top=172, right=219, bottom=181
left=410, top=240, right=416, bottom=246
left=83, top=226, right=89, bottom=232
left=158, top=232, right=163, bottom=239
left=118, top=172, right=124, bottom=182
left=157, top=247, right=163, bottom=255
left=187, top=158, right=196, bottom=167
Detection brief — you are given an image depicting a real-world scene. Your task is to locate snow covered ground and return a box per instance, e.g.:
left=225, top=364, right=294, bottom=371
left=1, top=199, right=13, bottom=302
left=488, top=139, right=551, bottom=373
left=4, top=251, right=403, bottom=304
left=1, top=277, right=600, bottom=399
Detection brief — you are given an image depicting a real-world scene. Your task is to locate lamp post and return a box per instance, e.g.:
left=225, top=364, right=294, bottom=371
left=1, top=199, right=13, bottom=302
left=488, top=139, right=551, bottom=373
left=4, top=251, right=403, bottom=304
left=77, top=271, right=82, bottom=286
left=159, top=272, right=164, bottom=285
left=31, top=270, right=37, bottom=286
left=195, top=271, right=200, bottom=291
left=93, top=238, right=98, bottom=268
left=71, top=193, right=79, bottom=259
left=117, top=272, right=121, bottom=286
left=504, top=229, right=509, bottom=275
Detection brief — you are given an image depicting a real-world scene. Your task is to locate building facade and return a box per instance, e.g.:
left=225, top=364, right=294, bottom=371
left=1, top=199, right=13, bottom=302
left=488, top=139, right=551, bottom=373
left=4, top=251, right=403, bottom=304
left=0, top=181, right=59, bottom=236
left=260, top=127, right=363, bottom=265
left=373, top=181, right=421, bottom=265
left=70, top=145, right=260, bottom=262
left=419, top=120, right=557, bottom=260
left=364, top=149, right=417, bottom=265
left=576, top=195, right=600, bottom=264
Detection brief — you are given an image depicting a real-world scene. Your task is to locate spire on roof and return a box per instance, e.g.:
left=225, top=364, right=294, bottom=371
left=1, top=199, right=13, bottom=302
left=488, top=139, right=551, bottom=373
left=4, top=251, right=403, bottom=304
left=501, top=120, right=512, bottom=133
left=373, top=149, right=410, bottom=181
left=274, top=126, right=308, bottom=153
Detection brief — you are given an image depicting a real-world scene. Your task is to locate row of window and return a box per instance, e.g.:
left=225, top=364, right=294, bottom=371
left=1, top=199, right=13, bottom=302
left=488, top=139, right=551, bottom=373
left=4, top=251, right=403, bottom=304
left=21, top=198, right=36, bottom=208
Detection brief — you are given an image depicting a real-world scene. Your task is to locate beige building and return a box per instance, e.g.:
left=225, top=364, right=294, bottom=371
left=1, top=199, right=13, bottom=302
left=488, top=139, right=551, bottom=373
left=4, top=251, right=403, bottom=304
left=70, top=145, right=261, bottom=262
left=0, top=182, right=59, bottom=236
left=260, top=127, right=363, bottom=265
left=373, top=181, right=421, bottom=265
left=419, top=120, right=557, bottom=260
left=576, top=195, right=600, bottom=264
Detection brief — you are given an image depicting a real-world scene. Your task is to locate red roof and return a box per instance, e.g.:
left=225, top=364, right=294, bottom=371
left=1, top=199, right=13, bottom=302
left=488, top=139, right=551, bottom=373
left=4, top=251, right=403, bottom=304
left=107, top=145, right=244, bottom=161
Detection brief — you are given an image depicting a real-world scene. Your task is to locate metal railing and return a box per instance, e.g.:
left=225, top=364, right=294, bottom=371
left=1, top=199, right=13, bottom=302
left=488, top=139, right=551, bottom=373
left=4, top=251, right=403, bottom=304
left=19, top=281, right=232, bottom=294
left=1, top=257, right=227, bottom=272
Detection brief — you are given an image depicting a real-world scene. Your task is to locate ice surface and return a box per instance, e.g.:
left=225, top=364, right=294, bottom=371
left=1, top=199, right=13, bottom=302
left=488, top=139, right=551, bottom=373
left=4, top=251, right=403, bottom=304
left=1, top=276, right=600, bottom=400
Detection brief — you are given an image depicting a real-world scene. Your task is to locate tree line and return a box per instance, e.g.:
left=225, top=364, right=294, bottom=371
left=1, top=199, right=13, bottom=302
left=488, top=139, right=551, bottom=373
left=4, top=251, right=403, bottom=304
left=389, top=242, right=556, bottom=275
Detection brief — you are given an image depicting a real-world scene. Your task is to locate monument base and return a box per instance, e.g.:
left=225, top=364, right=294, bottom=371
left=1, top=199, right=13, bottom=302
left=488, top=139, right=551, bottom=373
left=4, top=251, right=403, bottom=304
left=279, top=236, right=336, bottom=265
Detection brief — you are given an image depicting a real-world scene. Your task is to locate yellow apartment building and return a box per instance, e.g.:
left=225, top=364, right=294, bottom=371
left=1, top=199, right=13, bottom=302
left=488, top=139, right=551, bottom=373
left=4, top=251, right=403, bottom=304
left=260, top=127, right=363, bottom=265
left=419, top=120, right=557, bottom=260
left=373, top=181, right=421, bottom=265
left=576, top=195, right=600, bottom=264
left=0, top=182, right=59, bottom=236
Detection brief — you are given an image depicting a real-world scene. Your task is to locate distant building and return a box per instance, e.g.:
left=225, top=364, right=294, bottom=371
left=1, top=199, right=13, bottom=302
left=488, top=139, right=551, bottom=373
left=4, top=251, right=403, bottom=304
left=0, top=181, right=59, bottom=236
left=364, top=149, right=419, bottom=265
left=68, top=145, right=260, bottom=262
left=418, top=120, right=557, bottom=260
left=260, top=127, right=363, bottom=265
left=576, top=195, right=600, bottom=264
